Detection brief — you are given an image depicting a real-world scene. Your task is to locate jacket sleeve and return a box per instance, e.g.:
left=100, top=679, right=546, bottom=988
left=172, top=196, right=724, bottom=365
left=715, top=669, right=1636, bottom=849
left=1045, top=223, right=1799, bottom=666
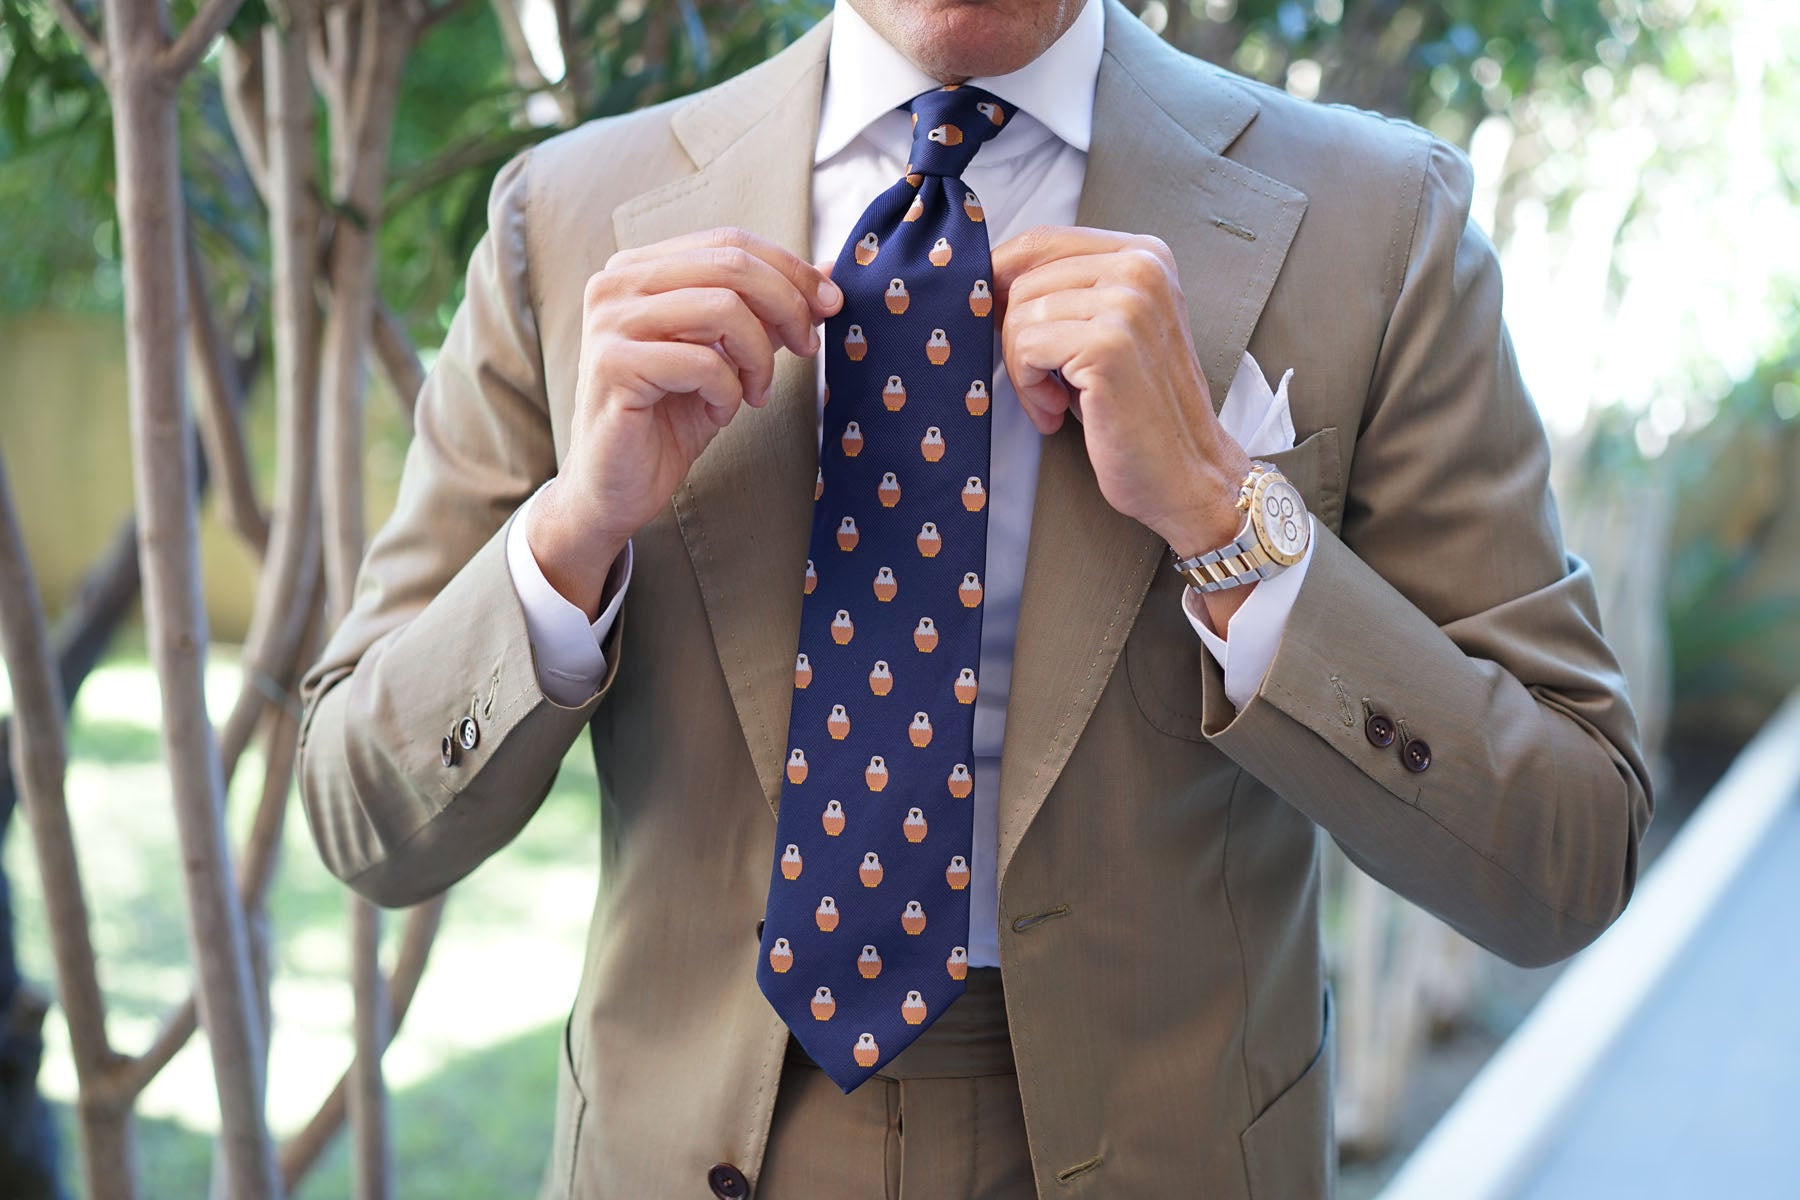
left=1202, top=139, right=1653, bottom=968
left=297, top=149, right=622, bottom=908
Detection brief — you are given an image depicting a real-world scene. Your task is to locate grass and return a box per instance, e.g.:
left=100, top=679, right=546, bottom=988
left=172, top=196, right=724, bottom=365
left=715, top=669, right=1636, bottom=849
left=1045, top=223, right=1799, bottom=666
left=50, top=1020, right=564, bottom=1199
left=3, top=648, right=604, bottom=1198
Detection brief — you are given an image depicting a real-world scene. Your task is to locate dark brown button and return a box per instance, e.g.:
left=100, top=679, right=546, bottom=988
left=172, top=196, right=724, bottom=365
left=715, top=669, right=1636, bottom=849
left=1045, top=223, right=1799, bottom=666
left=1364, top=713, right=1397, bottom=748
left=440, top=735, right=458, bottom=768
left=708, top=1163, right=750, bottom=1198
left=456, top=715, right=480, bottom=752
left=1403, top=739, right=1432, bottom=773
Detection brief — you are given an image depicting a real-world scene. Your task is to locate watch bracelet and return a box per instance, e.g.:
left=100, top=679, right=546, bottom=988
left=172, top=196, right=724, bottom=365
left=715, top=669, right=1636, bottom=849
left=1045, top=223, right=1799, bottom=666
left=1171, top=460, right=1284, bottom=593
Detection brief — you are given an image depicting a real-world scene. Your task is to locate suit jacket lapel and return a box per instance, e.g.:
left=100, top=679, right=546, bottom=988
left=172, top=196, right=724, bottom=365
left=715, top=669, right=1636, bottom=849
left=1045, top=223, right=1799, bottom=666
left=997, top=4, right=1309, bottom=880
left=613, top=17, right=834, bottom=814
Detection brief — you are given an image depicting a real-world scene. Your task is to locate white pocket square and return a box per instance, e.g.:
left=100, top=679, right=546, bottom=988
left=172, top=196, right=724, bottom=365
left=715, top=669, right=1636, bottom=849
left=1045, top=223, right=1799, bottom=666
left=1217, top=351, right=1296, bottom=458
left=1058, top=350, right=1294, bottom=458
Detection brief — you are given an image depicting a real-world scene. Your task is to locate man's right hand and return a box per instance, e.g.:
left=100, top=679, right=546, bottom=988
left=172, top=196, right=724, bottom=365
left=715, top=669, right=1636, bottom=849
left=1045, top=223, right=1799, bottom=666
left=527, top=228, right=843, bottom=618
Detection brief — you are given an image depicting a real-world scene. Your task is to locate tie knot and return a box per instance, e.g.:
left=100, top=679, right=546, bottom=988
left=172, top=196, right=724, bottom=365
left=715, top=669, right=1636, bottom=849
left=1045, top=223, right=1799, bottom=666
left=904, top=85, right=1011, bottom=178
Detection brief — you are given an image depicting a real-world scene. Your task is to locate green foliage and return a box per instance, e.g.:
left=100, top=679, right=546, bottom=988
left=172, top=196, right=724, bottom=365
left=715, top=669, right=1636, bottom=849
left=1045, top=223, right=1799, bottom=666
left=1569, top=314, right=1800, bottom=726
left=0, top=0, right=1669, bottom=326
left=1658, top=343, right=1800, bottom=717
left=379, top=3, right=522, bottom=339
left=0, top=0, right=116, bottom=310
left=1151, top=0, right=1667, bottom=143
left=381, top=0, right=831, bottom=336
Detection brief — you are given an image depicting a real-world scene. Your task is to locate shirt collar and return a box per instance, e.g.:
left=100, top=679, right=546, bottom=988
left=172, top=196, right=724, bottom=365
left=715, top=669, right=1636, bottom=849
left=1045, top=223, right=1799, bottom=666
left=814, top=0, right=1104, bottom=165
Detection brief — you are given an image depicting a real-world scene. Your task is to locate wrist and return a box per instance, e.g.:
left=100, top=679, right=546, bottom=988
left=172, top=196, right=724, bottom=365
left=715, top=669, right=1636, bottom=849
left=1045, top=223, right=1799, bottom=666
left=1160, top=443, right=1254, bottom=561
left=526, top=477, right=631, bottom=621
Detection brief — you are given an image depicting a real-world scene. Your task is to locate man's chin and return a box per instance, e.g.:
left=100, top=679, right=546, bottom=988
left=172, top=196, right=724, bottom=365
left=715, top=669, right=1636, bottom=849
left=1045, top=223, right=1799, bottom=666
left=861, top=0, right=1066, bottom=82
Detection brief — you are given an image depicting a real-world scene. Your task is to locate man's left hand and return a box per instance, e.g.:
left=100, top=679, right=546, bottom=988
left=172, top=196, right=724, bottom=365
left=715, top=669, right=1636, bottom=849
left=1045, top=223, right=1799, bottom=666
left=992, top=226, right=1261, bottom=628
left=991, top=226, right=1253, bottom=564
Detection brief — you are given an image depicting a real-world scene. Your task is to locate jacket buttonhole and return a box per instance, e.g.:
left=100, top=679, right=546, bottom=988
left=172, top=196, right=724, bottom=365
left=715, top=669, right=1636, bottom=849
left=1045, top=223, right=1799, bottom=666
left=1056, top=1154, right=1103, bottom=1183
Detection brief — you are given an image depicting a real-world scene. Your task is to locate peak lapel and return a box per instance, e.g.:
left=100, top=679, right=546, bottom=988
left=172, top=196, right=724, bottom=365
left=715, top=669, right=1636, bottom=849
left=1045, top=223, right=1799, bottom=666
left=612, top=17, right=832, bottom=814
left=997, top=5, right=1309, bottom=881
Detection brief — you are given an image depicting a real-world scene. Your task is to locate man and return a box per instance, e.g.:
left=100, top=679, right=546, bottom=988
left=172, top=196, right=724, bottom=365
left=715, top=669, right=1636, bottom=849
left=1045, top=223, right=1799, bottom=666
left=299, top=0, right=1651, bottom=1195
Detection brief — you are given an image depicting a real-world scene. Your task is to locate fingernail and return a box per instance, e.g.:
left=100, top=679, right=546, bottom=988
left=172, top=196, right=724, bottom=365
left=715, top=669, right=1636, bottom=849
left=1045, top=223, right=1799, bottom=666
left=817, top=278, right=842, bottom=308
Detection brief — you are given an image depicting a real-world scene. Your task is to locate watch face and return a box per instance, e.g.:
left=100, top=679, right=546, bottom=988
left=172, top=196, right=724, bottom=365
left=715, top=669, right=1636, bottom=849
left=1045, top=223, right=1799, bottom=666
left=1254, top=476, right=1309, bottom=565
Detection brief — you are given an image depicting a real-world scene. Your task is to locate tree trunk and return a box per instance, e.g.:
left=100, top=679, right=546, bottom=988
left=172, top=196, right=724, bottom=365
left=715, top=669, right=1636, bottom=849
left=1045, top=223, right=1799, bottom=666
left=0, top=464, right=135, bottom=1194
left=315, top=12, right=417, bottom=1195
left=0, top=459, right=136, bottom=1198
left=100, top=2, right=279, bottom=1195
left=279, top=896, right=447, bottom=1192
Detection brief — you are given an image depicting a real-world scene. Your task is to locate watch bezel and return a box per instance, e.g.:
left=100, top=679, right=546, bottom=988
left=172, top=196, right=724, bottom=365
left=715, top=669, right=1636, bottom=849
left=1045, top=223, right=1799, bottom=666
left=1246, top=469, right=1310, bottom=567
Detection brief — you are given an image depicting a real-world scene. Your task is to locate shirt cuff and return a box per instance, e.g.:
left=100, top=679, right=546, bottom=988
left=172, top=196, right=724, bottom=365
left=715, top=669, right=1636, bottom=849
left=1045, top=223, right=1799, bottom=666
left=505, top=487, right=633, bottom=707
left=1181, top=517, right=1316, bottom=711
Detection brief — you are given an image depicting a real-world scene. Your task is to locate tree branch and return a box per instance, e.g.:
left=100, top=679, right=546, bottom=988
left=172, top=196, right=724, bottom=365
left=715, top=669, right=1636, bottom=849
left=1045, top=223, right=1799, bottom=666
left=0, top=458, right=138, bottom=1192
left=348, top=896, right=393, bottom=1198
left=161, top=0, right=249, bottom=78
left=219, top=35, right=271, bottom=202
left=419, top=0, right=474, bottom=35
left=48, top=0, right=108, bottom=76
left=110, top=587, right=324, bottom=1106
left=103, top=0, right=278, bottom=1184
left=489, top=0, right=550, bottom=93
left=371, top=302, right=424, bottom=420
left=279, top=897, right=448, bottom=1191
left=186, top=220, right=271, bottom=558
left=383, top=125, right=539, bottom=213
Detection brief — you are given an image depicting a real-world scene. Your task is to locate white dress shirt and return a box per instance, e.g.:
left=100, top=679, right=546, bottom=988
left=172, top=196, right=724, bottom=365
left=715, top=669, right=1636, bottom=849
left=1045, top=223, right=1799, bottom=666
left=505, top=0, right=1311, bottom=967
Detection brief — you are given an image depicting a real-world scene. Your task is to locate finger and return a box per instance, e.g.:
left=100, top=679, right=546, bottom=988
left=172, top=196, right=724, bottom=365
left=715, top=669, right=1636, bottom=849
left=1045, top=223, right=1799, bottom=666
left=997, top=252, right=1120, bottom=320
left=993, top=232, right=1173, bottom=322
left=617, top=287, right=778, bottom=405
left=604, top=245, right=823, bottom=357
left=607, top=227, right=841, bottom=320
left=610, top=340, right=744, bottom=425
left=991, top=226, right=1150, bottom=297
left=999, top=286, right=1120, bottom=400
left=999, top=252, right=1177, bottom=335
left=1003, top=283, right=1132, bottom=333
left=812, top=260, right=840, bottom=341
left=1004, top=320, right=1090, bottom=435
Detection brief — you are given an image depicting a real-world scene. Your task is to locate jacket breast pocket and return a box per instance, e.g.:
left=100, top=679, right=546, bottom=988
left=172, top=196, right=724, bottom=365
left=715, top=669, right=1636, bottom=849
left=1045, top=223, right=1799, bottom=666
left=1261, top=424, right=1343, bottom=538
left=1125, top=426, right=1343, bottom=742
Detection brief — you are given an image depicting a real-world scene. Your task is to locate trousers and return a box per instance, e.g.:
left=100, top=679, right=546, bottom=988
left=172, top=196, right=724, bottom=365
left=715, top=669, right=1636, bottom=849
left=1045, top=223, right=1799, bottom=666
left=757, top=968, right=1037, bottom=1198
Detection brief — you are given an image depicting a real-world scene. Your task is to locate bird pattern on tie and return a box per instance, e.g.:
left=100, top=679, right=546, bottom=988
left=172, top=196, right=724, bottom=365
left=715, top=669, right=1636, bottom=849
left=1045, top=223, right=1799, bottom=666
left=757, top=84, right=1013, bottom=1093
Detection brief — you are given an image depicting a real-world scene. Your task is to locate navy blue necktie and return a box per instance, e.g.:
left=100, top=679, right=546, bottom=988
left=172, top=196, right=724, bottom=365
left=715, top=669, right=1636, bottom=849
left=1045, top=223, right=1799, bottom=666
left=757, top=84, right=1013, bottom=1092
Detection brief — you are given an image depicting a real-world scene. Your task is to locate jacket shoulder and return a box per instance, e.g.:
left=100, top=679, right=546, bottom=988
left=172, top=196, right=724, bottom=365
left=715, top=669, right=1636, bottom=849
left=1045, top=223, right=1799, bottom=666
left=1208, top=65, right=1474, bottom=316
left=1221, top=67, right=1448, bottom=213
left=524, top=97, right=694, bottom=224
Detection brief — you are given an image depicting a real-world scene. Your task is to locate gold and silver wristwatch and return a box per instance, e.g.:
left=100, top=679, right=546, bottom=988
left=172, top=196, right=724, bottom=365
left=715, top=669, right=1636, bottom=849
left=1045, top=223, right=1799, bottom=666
left=1171, top=461, right=1311, bottom=593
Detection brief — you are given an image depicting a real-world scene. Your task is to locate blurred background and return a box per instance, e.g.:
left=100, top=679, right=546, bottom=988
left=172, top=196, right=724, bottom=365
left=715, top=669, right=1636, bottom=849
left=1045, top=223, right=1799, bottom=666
left=1, top=0, right=1796, bottom=1196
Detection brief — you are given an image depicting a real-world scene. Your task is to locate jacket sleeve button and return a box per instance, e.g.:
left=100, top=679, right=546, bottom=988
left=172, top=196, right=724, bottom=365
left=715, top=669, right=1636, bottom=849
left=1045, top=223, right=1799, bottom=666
left=1402, top=738, right=1432, bottom=773
left=708, top=1163, right=750, bottom=1198
left=1364, top=713, right=1397, bottom=748
left=456, top=715, right=480, bottom=752
left=440, top=735, right=458, bottom=768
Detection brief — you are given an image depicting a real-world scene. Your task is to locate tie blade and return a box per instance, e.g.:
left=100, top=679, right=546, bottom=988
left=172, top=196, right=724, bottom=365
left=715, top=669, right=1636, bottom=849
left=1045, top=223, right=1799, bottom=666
left=761, top=964, right=971, bottom=1094
left=761, top=86, right=998, bottom=1090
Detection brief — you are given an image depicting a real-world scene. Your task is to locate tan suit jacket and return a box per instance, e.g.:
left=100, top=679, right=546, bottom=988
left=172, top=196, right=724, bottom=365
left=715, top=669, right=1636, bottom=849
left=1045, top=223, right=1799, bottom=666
left=299, top=6, right=1651, bottom=1196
